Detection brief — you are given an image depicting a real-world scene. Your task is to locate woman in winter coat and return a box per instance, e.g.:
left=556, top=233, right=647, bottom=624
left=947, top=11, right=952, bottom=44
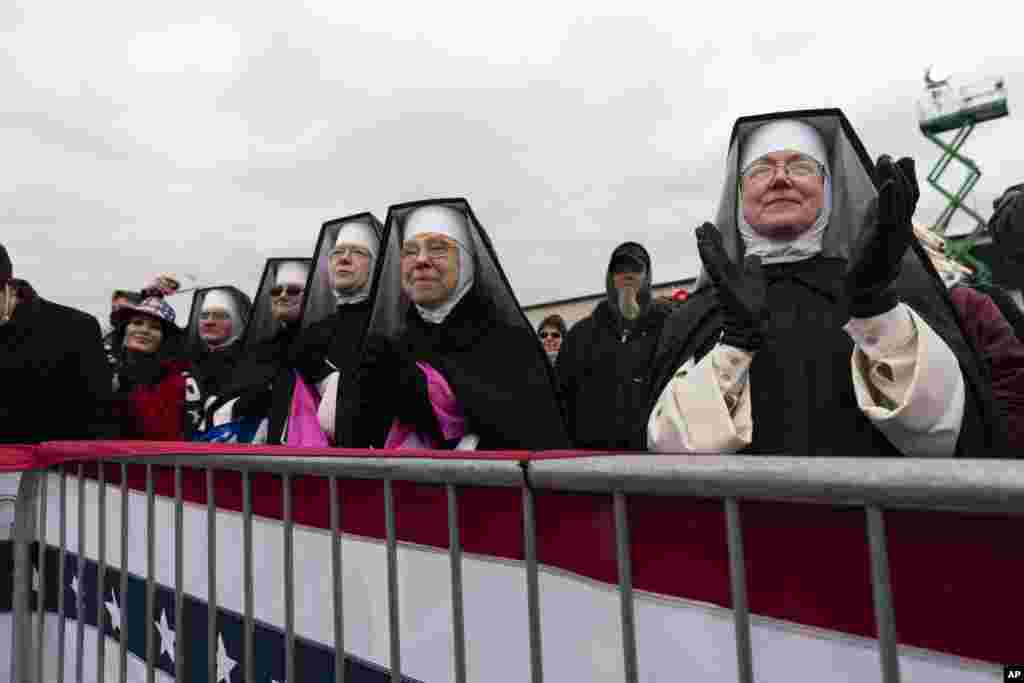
left=109, top=295, right=198, bottom=440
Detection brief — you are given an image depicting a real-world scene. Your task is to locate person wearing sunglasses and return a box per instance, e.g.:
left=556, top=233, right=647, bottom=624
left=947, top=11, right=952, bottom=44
left=537, top=314, right=567, bottom=364
left=556, top=242, right=670, bottom=450
left=647, top=110, right=1007, bottom=459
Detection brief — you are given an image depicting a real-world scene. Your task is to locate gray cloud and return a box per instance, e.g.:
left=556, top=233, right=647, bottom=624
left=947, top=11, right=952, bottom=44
left=3, top=9, right=1021, bottom=326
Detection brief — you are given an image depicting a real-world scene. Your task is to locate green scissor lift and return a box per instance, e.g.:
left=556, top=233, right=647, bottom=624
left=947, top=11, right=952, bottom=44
left=918, top=73, right=1010, bottom=285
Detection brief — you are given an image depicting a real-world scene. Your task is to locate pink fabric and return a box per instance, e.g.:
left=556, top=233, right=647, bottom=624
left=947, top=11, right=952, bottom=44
left=384, top=362, right=468, bottom=449
left=286, top=372, right=330, bottom=448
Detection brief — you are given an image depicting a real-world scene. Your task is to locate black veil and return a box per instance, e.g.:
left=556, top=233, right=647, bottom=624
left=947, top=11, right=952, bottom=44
left=242, top=258, right=312, bottom=351
left=298, top=212, right=383, bottom=331
left=184, top=286, right=253, bottom=356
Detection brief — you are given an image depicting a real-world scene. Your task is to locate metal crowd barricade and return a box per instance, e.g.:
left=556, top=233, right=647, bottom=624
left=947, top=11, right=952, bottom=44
left=8, top=450, right=1024, bottom=683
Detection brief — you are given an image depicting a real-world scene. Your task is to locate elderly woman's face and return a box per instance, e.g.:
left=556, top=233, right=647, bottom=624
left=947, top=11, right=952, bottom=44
left=329, top=242, right=373, bottom=294
left=125, top=315, right=163, bottom=354
left=741, top=150, right=825, bottom=239
left=199, top=307, right=233, bottom=345
left=400, top=233, right=460, bottom=308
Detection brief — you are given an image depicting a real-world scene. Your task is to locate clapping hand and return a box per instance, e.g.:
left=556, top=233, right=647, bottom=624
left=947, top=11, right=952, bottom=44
left=696, top=222, right=768, bottom=352
left=845, top=155, right=919, bottom=318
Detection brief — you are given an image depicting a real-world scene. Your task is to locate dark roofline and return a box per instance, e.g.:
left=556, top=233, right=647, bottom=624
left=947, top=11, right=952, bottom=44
left=522, top=276, right=698, bottom=311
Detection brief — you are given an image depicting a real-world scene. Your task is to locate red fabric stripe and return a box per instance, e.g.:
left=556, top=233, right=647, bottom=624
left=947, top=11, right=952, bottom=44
left=65, top=462, right=1021, bottom=664
left=0, top=446, right=36, bottom=472
left=33, top=441, right=604, bottom=469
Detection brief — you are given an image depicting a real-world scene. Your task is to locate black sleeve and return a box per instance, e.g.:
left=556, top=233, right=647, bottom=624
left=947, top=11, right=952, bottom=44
left=289, top=324, right=334, bottom=385
left=359, top=335, right=438, bottom=439
left=73, top=314, right=120, bottom=439
left=555, top=325, right=582, bottom=446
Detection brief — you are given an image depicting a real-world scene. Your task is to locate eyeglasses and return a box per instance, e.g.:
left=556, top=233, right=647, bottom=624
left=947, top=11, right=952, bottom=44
left=400, top=239, right=455, bottom=262
left=270, top=285, right=304, bottom=297
left=539, top=331, right=562, bottom=340
left=742, top=156, right=823, bottom=184
left=330, top=245, right=372, bottom=260
left=199, top=311, right=231, bottom=321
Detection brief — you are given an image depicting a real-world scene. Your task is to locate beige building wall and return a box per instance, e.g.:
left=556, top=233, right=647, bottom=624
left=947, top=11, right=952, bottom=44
left=524, top=279, right=696, bottom=331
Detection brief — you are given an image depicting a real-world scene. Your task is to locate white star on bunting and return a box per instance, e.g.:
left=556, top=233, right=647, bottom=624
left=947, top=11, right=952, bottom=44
left=104, top=590, right=121, bottom=632
left=70, top=574, right=79, bottom=599
left=216, top=634, right=237, bottom=683
left=155, top=609, right=175, bottom=662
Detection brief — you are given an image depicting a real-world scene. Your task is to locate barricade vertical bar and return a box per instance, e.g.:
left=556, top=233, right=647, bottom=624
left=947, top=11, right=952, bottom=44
left=522, top=485, right=544, bottom=683
left=35, top=468, right=49, bottom=683
left=206, top=468, right=217, bottom=683
left=613, top=491, right=638, bottom=683
left=145, top=465, right=155, bottom=683
left=12, top=471, right=40, bottom=683
left=724, top=498, right=753, bottom=683
left=242, top=470, right=254, bottom=683
left=174, top=466, right=184, bottom=683
left=96, top=464, right=106, bottom=683
left=119, top=465, right=128, bottom=683
left=446, top=484, right=466, bottom=683
left=866, top=506, right=900, bottom=683
left=384, top=479, right=401, bottom=683
left=283, top=473, right=296, bottom=683
left=58, top=469, right=67, bottom=683
left=76, top=464, right=85, bottom=683
left=329, top=475, right=345, bottom=683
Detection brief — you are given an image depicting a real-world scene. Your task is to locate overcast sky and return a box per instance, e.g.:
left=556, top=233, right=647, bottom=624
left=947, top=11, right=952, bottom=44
left=3, top=1, right=1022, bottom=324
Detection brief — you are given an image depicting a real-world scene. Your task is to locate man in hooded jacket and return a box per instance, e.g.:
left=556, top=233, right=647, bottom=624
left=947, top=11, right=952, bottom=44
left=334, top=199, right=569, bottom=450
left=647, top=110, right=1006, bottom=458
left=0, top=243, right=118, bottom=443
left=557, top=242, right=669, bottom=450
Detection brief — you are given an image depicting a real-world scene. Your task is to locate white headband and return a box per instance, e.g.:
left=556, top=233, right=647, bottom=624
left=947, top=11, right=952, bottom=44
left=275, top=261, right=309, bottom=288
left=741, top=119, right=830, bottom=171
left=404, top=204, right=471, bottom=250
left=334, top=221, right=379, bottom=261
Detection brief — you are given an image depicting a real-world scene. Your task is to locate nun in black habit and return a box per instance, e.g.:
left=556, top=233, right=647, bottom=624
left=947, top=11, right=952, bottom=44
left=647, top=109, right=1006, bottom=458
left=331, top=198, right=569, bottom=450
left=201, top=258, right=312, bottom=443
left=180, top=285, right=250, bottom=436
left=184, top=285, right=253, bottom=399
left=287, top=213, right=383, bottom=444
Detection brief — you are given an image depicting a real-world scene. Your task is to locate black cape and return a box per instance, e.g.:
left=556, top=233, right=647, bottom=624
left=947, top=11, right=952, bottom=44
left=352, top=291, right=570, bottom=450
left=211, top=322, right=303, bottom=443
left=649, top=254, right=1004, bottom=456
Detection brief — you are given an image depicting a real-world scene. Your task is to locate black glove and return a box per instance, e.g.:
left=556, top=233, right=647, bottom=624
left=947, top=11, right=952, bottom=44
left=696, top=222, right=768, bottom=352
left=845, top=155, right=919, bottom=318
